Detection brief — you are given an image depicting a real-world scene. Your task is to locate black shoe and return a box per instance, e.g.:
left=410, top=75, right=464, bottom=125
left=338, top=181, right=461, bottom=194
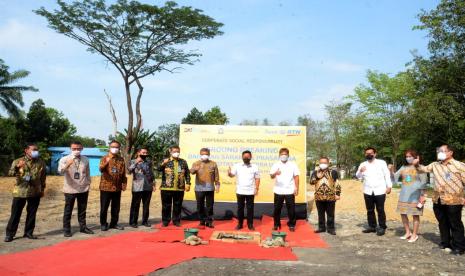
left=142, top=222, right=151, bottom=228
left=23, top=234, right=38, bottom=239
left=314, top=229, right=326, bottom=233
left=173, top=222, right=181, bottom=227
left=109, top=224, right=124, bottom=230
left=206, top=222, right=214, bottom=228
left=248, top=225, right=255, bottom=231
left=199, top=221, right=206, bottom=226
left=80, top=227, right=94, bottom=234
left=101, top=224, right=109, bottom=231
left=235, top=224, right=243, bottom=230
left=327, top=229, right=336, bottom=235
left=64, top=231, right=72, bottom=237
left=130, top=224, right=138, bottom=228
left=376, top=228, right=386, bottom=236
left=4, top=236, right=13, bottom=242
left=272, top=226, right=281, bottom=231
left=439, top=244, right=451, bottom=250
left=362, top=228, right=376, bottom=233
left=451, top=249, right=465, bottom=255
left=289, top=227, right=295, bottom=232
left=162, top=222, right=169, bottom=227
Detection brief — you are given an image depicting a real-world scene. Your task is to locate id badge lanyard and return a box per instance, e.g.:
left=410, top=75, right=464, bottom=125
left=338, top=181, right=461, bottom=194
left=23, top=158, right=32, bottom=182
left=73, top=158, right=81, bottom=179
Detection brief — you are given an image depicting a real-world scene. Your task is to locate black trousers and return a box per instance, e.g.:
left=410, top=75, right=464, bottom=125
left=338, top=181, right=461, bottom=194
left=237, top=194, right=255, bottom=226
left=433, top=199, right=465, bottom=250
left=273, top=193, right=296, bottom=227
left=195, top=191, right=214, bottom=223
left=5, top=196, right=41, bottom=238
left=315, top=200, right=336, bottom=231
left=129, top=191, right=152, bottom=225
left=100, top=191, right=121, bottom=227
left=364, top=193, right=387, bottom=229
left=161, top=190, right=184, bottom=224
left=63, top=191, right=89, bottom=231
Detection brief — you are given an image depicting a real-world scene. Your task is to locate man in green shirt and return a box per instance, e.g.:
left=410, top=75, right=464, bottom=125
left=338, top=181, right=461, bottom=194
left=5, top=143, right=46, bottom=242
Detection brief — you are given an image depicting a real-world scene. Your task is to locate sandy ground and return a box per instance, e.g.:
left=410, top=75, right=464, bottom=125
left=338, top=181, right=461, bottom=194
left=0, top=177, right=464, bottom=275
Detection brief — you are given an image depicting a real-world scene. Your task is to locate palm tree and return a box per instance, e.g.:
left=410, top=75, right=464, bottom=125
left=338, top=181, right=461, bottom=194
left=0, top=59, right=38, bottom=117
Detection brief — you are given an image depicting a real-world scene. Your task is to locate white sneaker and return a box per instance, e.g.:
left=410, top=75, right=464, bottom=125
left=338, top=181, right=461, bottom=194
left=400, top=234, right=411, bottom=240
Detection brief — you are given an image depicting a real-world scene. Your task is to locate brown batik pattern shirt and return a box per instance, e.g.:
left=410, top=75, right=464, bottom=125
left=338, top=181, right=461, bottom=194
left=310, top=169, right=341, bottom=201
left=417, top=159, right=465, bottom=205
left=99, top=154, right=127, bottom=192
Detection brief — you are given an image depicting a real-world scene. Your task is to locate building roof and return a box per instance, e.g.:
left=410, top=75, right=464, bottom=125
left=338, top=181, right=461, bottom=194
left=48, top=147, right=107, bottom=157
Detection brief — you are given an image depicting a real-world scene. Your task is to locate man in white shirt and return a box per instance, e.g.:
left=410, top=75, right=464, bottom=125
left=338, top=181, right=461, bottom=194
left=228, top=150, right=260, bottom=230
left=58, top=141, right=93, bottom=237
left=356, top=147, right=392, bottom=236
left=269, top=148, right=300, bottom=232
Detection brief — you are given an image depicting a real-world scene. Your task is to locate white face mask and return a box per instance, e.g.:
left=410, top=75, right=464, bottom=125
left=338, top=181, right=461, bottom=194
left=280, top=155, right=289, bottom=162
left=171, top=152, right=180, bottom=158
left=200, top=155, right=209, bottom=161
left=72, top=150, right=81, bottom=157
left=437, top=152, right=447, bottom=161
left=406, top=157, right=414, bottom=164
left=110, top=148, right=119, bottom=154
left=319, top=164, right=328, bottom=170
left=31, top=150, right=40, bottom=159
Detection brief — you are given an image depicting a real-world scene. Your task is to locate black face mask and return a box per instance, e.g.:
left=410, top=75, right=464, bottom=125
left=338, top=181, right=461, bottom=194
left=365, top=154, right=374, bottom=161
left=140, top=155, right=149, bottom=161
left=243, top=158, right=251, bottom=164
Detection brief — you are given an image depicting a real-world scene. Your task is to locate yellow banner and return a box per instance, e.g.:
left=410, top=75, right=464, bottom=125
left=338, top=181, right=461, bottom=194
left=179, top=124, right=307, bottom=203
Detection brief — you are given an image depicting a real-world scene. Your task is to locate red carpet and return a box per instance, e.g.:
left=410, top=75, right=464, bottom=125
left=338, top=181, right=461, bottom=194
left=0, top=217, right=326, bottom=275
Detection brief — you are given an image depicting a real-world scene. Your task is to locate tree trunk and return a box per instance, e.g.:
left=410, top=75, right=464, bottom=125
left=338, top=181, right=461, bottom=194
left=104, top=89, right=118, bottom=137
left=134, top=76, right=144, bottom=134
left=124, top=78, right=134, bottom=163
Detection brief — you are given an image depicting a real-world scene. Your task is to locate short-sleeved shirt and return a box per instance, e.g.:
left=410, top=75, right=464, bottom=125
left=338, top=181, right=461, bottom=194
left=231, top=163, right=260, bottom=195
left=269, top=161, right=300, bottom=195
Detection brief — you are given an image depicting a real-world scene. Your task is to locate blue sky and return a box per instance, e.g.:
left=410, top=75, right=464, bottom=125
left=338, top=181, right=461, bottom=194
left=0, top=0, right=439, bottom=140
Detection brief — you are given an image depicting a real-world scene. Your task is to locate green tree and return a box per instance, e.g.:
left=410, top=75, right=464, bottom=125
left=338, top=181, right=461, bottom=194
left=204, top=106, right=229, bottom=125
left=182, top=106, right=228, bottom=125
left=240, top=118, right=272, bottom=126
left=0, top=59, right=38, bottom=117
left=297, top=114, right=332, bottom=170
left=182, top=107, right=206, bottom=124
left=152, top=123, right=180, bottom=163
left=410, top=0, right=465, bottom=160
left=35, top=0, right=223, bottom=158
left=348, top=71, right=417, bottom=168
